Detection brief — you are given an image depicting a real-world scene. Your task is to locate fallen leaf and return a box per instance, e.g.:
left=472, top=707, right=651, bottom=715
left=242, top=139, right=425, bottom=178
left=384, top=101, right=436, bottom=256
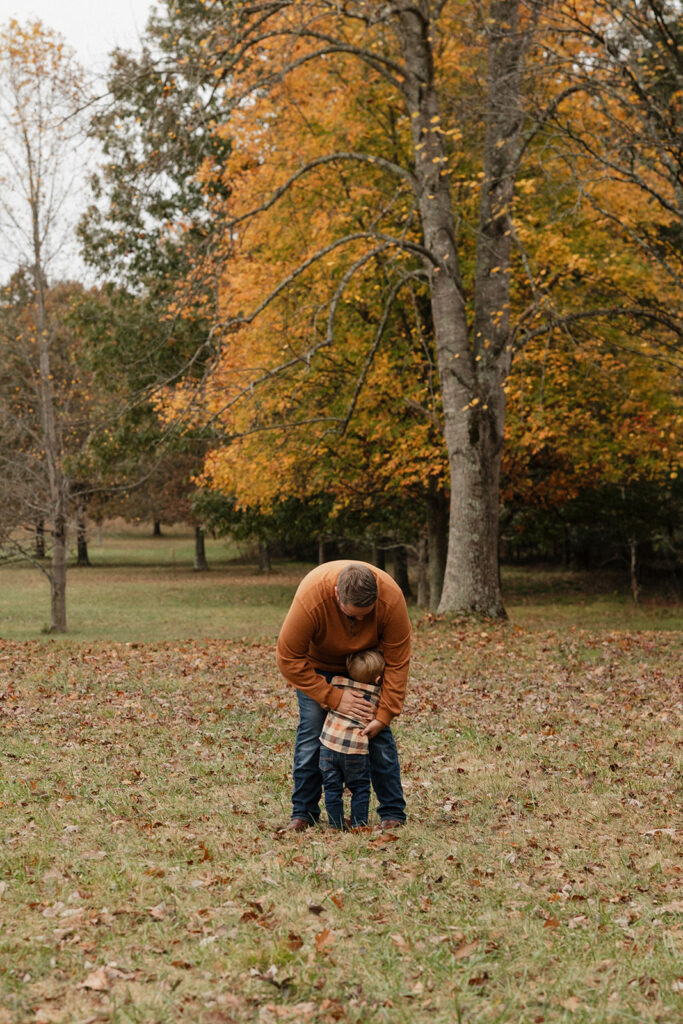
left=314, top=927, right=335, bottom=953
left=657, top=901, right=683, bottom=914
left=468, top=972, right=489, bottom=986
left=453, top=940, right=478, bottom=959
left=34, top=1009, right=63, bottom=1024
left=79, top=966, right=110, bottom=991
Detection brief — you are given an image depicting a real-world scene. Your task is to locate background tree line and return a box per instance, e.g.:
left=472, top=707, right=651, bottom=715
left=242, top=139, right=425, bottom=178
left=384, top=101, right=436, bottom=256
left=0, top=1, right=681, bottom=631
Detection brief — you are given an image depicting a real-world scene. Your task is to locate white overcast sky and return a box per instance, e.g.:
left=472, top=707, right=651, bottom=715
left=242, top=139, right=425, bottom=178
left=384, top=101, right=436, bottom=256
left=0, top=0, right=157, bottom=74
left=0, top=1, right=160, bottom=282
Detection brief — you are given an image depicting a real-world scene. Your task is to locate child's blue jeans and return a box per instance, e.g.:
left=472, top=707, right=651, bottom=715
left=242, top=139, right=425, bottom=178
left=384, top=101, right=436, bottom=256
left=319, top=746, right=371, bottom=828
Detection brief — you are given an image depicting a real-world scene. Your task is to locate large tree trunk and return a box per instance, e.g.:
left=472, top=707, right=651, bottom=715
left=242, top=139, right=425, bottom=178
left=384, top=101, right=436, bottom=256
left=438, top=422, right=506, bottom=617
left=398, top=1, right=527, bottom=617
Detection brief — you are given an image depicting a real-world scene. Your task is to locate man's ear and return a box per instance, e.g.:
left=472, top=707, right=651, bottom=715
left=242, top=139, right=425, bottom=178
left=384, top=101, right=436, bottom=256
left=333, top=585, right=339, bottom=601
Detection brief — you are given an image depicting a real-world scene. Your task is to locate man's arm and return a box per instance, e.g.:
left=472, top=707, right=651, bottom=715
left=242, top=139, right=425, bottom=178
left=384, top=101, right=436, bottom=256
left=276, top=596, right=341, bottom=707
left=375, top=597, right=412, bottom=726
left=276, top=596, right=372, bottom=721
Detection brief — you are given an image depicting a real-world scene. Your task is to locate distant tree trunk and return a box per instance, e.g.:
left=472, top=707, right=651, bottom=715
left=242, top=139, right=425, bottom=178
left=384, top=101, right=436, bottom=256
left=416, top=534, right=429, bottom=609
left=194, top=524, right=209, bottom=571
left=50, top=502, right=68, bottom=633
left=393, top=544, right=412, bottom=599
left=153, top=519, right=162, bottom=536
left=371, top=542, right=386, bottom=571
left=629, top=537, right=640, bottom=605
left=35, top=520, right=46, bottom=559
left=318, top=536, right=326, bottom=564
left=259, top=540, right=271, bottom=573
left=36, top=271, right=68, bottom=632
left=426, top=487, right=448, bottom=612
left=76, top=504, right=90, bottom=566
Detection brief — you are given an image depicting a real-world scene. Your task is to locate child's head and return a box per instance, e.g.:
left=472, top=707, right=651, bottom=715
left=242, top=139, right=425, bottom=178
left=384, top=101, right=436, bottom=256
left=346, top=648, right=385, bottom=683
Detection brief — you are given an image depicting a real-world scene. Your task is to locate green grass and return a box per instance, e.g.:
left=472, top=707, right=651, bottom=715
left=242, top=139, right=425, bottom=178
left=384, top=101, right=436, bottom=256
left=0, top=627, right=681, bottom=1024
left=0, top=525, right=309, bottom=642
left=1, top=525, right=681, bottom=641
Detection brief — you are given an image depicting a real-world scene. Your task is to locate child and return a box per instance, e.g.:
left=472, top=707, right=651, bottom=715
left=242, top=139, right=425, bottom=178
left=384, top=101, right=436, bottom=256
left=319, top=648, right=386, bottom=829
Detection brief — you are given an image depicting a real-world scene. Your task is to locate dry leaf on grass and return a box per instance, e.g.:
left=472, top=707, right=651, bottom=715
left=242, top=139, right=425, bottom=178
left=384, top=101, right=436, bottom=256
left=79, top=966, right=109, bottom=991
left=453, top=940, right=478, bottom=959
left=147, top=901, right=167, bottom=919
left=314, top=927, right=336, bottom=953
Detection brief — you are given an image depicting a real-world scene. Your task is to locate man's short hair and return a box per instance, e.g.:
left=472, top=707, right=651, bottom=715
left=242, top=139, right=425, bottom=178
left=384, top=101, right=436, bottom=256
left=337, top=563, right=378, bottom=608
left=347, top=648, right=385, bottom=684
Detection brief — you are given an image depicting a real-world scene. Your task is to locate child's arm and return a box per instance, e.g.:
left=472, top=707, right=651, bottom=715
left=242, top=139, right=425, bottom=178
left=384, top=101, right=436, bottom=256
left=360, top=718, right=384, bottom=738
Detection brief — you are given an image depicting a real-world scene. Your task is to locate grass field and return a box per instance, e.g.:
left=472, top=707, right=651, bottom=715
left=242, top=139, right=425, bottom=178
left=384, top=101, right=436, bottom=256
left=0, top=524, right=681, bottom=642
left=0, top=527, right=681, bottom=1023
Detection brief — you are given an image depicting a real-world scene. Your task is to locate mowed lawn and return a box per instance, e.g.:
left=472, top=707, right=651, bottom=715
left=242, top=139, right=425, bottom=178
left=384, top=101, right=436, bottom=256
left=0, top=528, right=681, bottom=1022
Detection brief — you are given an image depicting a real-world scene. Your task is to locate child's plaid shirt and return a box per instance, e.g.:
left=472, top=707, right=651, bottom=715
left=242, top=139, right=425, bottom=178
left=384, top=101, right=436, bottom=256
left=320, top=676, right=382, bottom=756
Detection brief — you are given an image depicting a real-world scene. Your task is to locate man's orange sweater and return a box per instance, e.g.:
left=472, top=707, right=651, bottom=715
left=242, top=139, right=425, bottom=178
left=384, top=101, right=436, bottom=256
left=276, top=560, right=412, bottom=727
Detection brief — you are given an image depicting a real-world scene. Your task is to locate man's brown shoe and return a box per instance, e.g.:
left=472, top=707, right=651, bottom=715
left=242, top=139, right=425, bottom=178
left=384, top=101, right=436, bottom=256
left=380, top=818, right=405, bottom=830
left=280, top=817, right=313, bottom=832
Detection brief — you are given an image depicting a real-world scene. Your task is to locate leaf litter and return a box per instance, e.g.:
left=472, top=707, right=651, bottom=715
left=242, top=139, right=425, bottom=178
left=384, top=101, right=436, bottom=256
left=0, top=627, right=681, bottom=1022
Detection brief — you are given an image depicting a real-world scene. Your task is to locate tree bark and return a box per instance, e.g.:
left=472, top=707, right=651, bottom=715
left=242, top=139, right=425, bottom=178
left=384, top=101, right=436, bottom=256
left=76, top=504, right=91, bottom=567
left=426, top=486, right=448, bottom=612
left=35, top=250, right=68, bottom=632
left=398, top=1, right=528, bottom=617
left=35, top=520, right=46, bottom=560
left=258, top=539, right=272, bottom=573
left=194, top=524, right=209, bottom=571
left=416, top=534, right=429, bottom=609
left=393, top=544, right=412, bottom=598
left=371, top=542, right=386, bottom=571
left=50, top=504, right=68, bottom=632
left=629, top=537, right=640, bottom=605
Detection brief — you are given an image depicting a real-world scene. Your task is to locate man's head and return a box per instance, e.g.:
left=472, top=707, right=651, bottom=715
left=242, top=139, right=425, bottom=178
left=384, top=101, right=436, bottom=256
left=346, top=648, right=385, bottom=684
left=335, top=563, right=378, bottom=620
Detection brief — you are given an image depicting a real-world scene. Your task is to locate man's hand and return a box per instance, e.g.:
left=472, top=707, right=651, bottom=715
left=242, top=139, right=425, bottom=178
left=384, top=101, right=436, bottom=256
left=336, top=689, right=373, bottom=722
left=360, top=719, right=384, bottom=739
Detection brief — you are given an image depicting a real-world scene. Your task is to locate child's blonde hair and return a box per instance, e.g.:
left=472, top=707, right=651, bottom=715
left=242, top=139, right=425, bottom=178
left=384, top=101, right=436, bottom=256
left=346, top=648, right=385, bottom=683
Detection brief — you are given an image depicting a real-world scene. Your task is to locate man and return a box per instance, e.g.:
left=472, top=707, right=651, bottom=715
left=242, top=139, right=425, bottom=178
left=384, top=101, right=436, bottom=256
left=276, top=560, right=411, bottom=831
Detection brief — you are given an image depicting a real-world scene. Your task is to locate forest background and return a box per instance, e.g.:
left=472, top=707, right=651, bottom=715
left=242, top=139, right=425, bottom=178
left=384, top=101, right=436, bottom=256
left=0, top=0, right=682, bottom=632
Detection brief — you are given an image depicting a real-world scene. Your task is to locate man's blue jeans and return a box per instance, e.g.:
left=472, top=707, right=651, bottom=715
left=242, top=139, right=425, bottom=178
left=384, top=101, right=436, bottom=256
left=291, top=686, right=406, bottom=824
